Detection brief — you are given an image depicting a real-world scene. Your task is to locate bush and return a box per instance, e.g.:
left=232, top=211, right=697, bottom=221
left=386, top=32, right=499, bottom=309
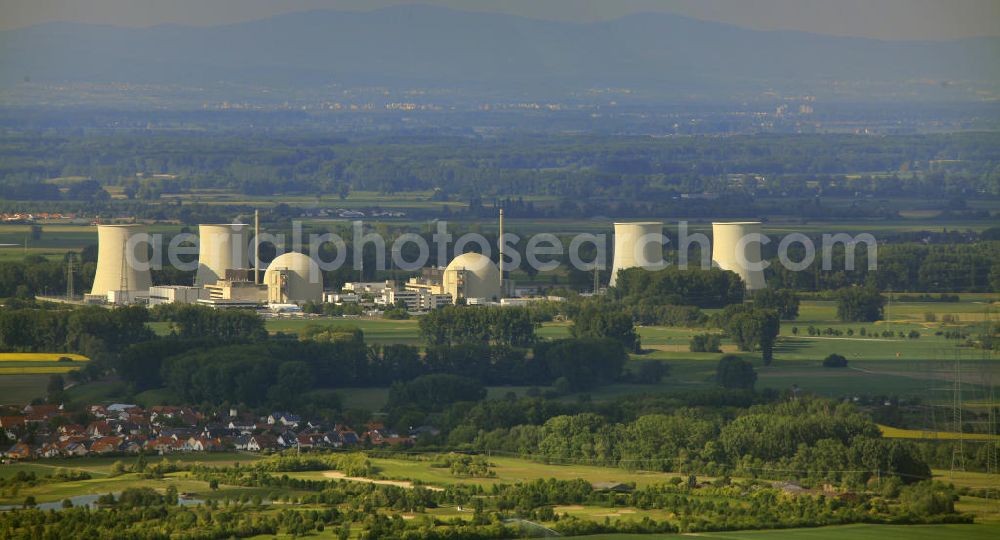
left=900, top=481, right=956, bottom=515
left=631, top=360, right=669, bottom=384
left=822, top=353, right=848, bottom=368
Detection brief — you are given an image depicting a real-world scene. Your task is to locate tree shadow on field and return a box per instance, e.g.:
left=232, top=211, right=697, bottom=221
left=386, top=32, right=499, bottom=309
left=773, top=339, right=810, bottom=354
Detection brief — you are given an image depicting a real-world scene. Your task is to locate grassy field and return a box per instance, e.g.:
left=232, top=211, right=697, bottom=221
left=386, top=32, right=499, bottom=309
left=4, top=294, right=997, bottom=409
left=1, top=453, right=997, bottom=539
left=558, top=523, right=1000, bottom=539
left=359, top=455, right=700, bottom=489
left=0, top=374, right=55, bottom=405
left=879, top=425, right=1000, bottom=441
left=265, top=317, right=422, bottom=345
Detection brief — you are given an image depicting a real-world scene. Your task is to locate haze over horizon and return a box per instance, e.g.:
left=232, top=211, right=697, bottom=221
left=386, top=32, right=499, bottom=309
left=1, top=0, right=999, bottom=41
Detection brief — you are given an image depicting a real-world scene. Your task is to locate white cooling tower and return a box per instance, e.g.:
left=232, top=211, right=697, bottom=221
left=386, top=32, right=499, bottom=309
left=90, top=224, right=153, bottom=296
left=196, top=223, right=250, bottom=286
left=609, top=222, right=664, bottom=287
left=711, top=222, right=767, bottom=291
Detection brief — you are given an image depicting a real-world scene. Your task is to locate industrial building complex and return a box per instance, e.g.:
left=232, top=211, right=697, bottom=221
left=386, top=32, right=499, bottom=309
left=84, top=215, right=766, bottom=313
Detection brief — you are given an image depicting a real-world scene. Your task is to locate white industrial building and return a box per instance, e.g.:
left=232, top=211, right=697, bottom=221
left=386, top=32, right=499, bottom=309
left=609, top=222, right=664, bottom=287
left=148, top=285, right=205, bottom=306
left=711, top=221, right=767, bottom=291
left=324, top=292, right=360, bottom=304
left=342, top=282, right=392, bottom=295
left=384, top=288, right=452, bottom=311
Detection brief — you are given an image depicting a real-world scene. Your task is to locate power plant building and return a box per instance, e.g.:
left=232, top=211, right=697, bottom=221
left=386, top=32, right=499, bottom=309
left=609, top=222, right=664, bottom=287
left=89, top=224, right=153, bottom=301
left=148, top=285, right=206, bottom=305
left=264, top=252, right=323, bottom=304
left=711, top=221, right=767, bottom=291
left=195, top=223, right=250, bottom=287
left=442, top=252, right=502, bottom=303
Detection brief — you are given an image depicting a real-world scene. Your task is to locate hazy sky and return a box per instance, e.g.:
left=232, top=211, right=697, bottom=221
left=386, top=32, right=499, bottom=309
left=1, top=0, right=998, bottom=40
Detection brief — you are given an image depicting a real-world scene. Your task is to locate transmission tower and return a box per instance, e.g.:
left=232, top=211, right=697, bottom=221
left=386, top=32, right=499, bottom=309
left=951, top=348, right=965, bottom=471
left=117, top=241, right=129, bottom=304
left=65, top=253, right=75, bottom=300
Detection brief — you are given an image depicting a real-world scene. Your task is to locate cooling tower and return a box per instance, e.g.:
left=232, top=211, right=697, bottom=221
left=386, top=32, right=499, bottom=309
left=90, top=224, right=153, bottom=296
left=711, top=222, right=767, bottom=291
left=609, top=222, right=664, bottom=287
left=196, top=223, right=250, bottom=286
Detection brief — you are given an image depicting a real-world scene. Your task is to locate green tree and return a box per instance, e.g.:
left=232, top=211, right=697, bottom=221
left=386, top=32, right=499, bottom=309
left=46, top=374, right=65, bottom=403
left=751, top=288, right=800, bottom=320
left=570, top=307, right=639, bottom=352
left=836, top=286, right=885, bottom=322
left=715, top=355, right=757, bottom=390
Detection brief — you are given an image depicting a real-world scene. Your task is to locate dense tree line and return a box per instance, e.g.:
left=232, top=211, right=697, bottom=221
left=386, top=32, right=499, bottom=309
left=614, top=266, right=745, bottom=308
left=2, top=131, right=998, bottom=206
left=767, top=241, right=1000, bottom=294
left=467, top=397, right=931, bottom=486
left=0, top=306, right=151, bottom=361
left=418, top=306, right=536, bottom=348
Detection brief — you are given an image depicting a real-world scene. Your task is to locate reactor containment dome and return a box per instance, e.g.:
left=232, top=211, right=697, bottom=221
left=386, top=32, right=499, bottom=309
left=609, top=222, right=664, bottom=287
left=711, top=221, right=767, bottom=291
left=196, top=223, right=250, bottom=287
left=91, top=224, right=154, bottom=297
left=443, top=252, right=501, bottom=303
left=264, top=252, right=323, bottom=304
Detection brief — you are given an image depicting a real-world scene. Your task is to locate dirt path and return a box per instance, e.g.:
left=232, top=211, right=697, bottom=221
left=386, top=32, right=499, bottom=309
left=321, top=471, right=443, bottom=491
left=783, top=336, right=900, bottom=342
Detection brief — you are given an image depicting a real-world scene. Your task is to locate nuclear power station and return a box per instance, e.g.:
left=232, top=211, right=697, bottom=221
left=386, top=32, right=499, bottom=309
left=89, top=224, right=153, bottom=303
left=87, top=218, right=323, bottom=309
left=195, top=223, right=250, bottom=287
left=85, top=212, right=769, bottom=311
left=711, top=221, right=767, bottom=291
left=609, top=222, right=664, bottom=287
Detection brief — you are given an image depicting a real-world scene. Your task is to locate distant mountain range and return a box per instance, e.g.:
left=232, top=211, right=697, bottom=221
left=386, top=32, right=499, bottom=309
left=1, top=5, right=997, bottom=99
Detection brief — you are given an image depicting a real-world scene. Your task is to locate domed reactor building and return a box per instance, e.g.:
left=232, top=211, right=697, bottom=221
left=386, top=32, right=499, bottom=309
left=264, top=252, right=323, bottom=304
left=402, top=251, right=506, bottom=305
left=442, top=252, right=501, bottom=303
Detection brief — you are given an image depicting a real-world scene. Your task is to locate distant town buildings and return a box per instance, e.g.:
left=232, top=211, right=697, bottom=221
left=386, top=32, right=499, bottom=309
left=1, top=402, right=417, bottom=460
